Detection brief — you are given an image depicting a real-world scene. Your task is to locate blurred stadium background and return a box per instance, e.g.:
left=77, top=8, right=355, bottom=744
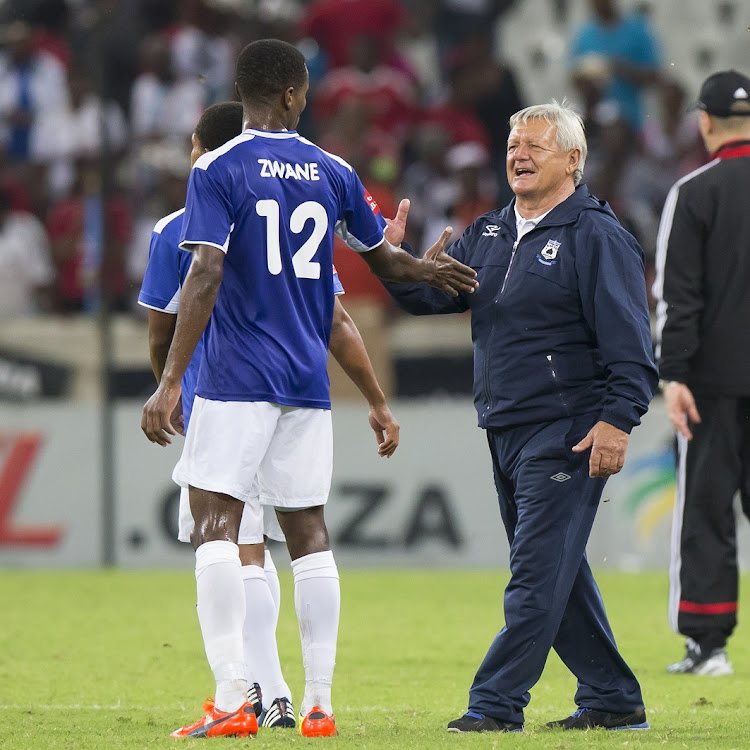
left=0, top=0, right=749, bottom=571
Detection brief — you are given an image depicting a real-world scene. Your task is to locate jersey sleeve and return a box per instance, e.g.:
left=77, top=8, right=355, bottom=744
left=138, top=227, right=181, bottom=313
left=334, top=170, right=386, bottom=253
left=575, top=226, right=658, bottom=431
left=179, top=160, right=235, bottom=253
left=332, top=266, right=345, bottom=296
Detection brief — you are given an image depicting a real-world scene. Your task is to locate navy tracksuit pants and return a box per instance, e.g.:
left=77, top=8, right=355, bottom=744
left=468, top=414, right=644, bottom=724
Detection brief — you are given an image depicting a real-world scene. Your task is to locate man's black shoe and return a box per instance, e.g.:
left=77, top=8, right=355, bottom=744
left=447, top=711, right=523, bottom=733
left=546, top=706, right=649, bottom=730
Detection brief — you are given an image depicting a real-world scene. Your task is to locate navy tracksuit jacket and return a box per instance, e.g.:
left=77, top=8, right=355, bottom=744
left=386, top=185, right=658, bottom=723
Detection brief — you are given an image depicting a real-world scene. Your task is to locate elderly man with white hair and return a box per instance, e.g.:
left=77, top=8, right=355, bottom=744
left=385, top=100, right=657, bottom=732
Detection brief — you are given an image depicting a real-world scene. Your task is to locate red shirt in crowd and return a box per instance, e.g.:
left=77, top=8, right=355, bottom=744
left=315, top=65, right=417, bottom=136
left=422, top=104, right=491, bottom=150
left=46, top=196, right=131, bottom=309
left=301, top=0, right=404, bottom=69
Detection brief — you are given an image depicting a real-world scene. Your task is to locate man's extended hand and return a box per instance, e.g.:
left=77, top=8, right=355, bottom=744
left=384, top=198, right=410, bottom=247
left=368, top=402, right=400, bottom=458
left=423, top=227, right=478, bottom=296
left=663, top=381, right=701, bottom=440
left=572, top=420, right=629, bottom=478
left=142, top=381, right=182, bottom=446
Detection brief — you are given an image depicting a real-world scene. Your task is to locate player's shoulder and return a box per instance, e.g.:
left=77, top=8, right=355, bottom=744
left=192, top=131, right=256, bottom=172
left=295, top=136, right=354, bottom=175
left=152, top=207, right=186, bottom=236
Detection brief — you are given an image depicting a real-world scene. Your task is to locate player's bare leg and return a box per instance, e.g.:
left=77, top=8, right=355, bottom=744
left=276, top=506, right=339, bottom=736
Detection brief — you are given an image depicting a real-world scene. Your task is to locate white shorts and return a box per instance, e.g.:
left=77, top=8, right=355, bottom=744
left=177, top=487, right=285, bottom=544
left=173, top=397, right=333, bottom=510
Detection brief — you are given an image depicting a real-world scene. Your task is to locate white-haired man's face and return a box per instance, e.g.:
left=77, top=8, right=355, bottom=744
left=506, top=120, right=579, bottom=202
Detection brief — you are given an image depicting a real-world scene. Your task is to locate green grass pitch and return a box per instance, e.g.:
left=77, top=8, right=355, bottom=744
left=1, top=569, right=749, bottom=749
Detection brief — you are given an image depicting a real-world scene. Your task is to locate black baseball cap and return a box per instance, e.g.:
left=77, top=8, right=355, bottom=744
left=693, top=70, right=750, bottom=117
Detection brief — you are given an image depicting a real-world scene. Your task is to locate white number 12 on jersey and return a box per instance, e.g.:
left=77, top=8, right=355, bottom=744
left=256, top=199, right=328, bottom=279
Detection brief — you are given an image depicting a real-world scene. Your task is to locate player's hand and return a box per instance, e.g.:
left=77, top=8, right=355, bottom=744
left=423, top=227, right=478, bottom=296
left=663, top=381, right=700, bottom=440
left=368, top=402, right=400, bottom=458
left=141, top=381, right=181, bottom=446
left=572, top=420, right=629, bottom=478
left=171, top=399, right=185, bottom=436
left=384, top=198, right=410, bottom=247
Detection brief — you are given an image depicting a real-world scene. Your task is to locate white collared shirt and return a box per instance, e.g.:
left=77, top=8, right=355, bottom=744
left=514, top=205, right=552, bottom=241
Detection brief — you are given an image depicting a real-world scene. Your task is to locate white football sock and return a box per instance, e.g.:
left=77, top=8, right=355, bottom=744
left=264, top=548, right=281, bottom=624
left=242, top=564, right=291, bottom=708
left=195, top=540, right=247, bottom=712
left=292, top=550, right=339, bottom=716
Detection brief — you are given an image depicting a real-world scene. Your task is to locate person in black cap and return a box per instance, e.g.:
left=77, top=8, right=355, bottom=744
left=653, top=69, right=750, bottom=676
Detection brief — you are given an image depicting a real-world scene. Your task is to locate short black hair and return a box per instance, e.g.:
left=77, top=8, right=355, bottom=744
left=193, top=102, right=244, bottom=151
left=235, top=39, right=307, bottom=104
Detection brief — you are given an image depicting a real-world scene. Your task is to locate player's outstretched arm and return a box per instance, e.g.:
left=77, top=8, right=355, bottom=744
left=329, top=297, right=399, bottom=457
left=141, top=243, right=224, bottom=446
left=362, top=228, right=478, bottom=297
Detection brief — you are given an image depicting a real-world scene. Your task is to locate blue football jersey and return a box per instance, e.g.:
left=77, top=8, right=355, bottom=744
left=139, top=206, right=347, bottom=428
left=179, top=128, right=385, bottom=408
left=138, top=208, right=203, bottom=429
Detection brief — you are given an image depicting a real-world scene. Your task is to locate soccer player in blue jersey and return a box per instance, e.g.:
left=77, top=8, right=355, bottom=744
left=138, top=101, right=399, bottom=733
left=141, top=39, right=477, bottom=739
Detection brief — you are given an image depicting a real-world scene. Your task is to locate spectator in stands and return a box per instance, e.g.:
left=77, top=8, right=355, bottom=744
left=419, top=141, right=497, bottom=257
left=0, top=20, right=69, bottom=162
left=422, top=54, right=492, bottom=150
left=434, top=0, right=517, bottom=72
left=31, top=65, right=128, bottom=202
left=641, top=79, right=706, bottom=181
left=570, top=0, right=660, bottom=132
left=0, top=187, right=54, bottom=316
left=300, top=0, right=405, bottom=70
left=400, top=122, right=454, bottom=252
left=315, top=33, right=417, bottom=138
left=127, top=143, right=189, bottom=292
left=167, top=2, right=235, bottom=105
left=46, top=157, right=132, bottom=312
left=396, top=0, right=442, bottom=103
left=27, top=0, right=71, bottom=69
left=317, top=97, right=400, bottom=181
left=451, top=33, right=524, bottom=202
left=130, top=32, right=206, bottom=143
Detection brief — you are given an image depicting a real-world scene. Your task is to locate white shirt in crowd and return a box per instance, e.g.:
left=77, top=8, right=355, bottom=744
left=130, top=73, right=206, bottom=141
left=31, top=94, right=128, bottom=198
left=0, top=211, right=54, bottom=317
left=0, top=50, right=69, bottom=153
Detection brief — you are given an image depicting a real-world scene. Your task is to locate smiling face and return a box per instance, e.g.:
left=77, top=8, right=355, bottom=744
left=506, top=119, right=579, bottom=204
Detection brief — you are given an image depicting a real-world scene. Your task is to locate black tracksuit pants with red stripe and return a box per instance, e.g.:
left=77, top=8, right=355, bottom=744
left=670, top=395, right=750, bottom=650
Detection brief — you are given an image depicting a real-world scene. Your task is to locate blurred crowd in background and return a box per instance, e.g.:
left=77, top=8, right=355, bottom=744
left=0, top=0, right=728, bottom=319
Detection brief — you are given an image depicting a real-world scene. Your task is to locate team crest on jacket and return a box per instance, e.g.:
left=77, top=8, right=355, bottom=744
left=537, top=239, right=561, bottom=266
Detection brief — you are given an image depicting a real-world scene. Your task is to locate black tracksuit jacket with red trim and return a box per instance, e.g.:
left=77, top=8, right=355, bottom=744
left=654, top=139, right=750, bottom=396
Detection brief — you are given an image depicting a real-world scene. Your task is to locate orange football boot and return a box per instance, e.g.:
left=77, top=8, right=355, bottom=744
left=299, top=706, right=338, bottom=737
left=170, top=697, right=259, bottom=738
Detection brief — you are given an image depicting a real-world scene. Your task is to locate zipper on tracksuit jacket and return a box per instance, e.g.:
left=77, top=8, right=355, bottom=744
left=483, top=236, right=521, bottom=424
